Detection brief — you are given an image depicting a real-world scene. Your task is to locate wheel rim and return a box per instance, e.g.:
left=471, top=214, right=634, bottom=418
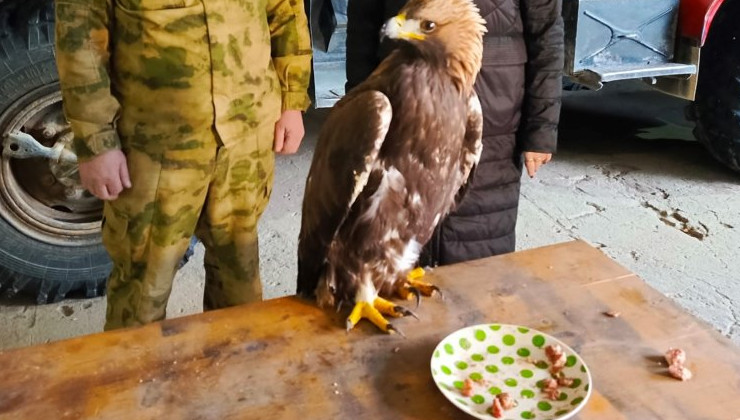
left=0, top=83, right=102, bottom=246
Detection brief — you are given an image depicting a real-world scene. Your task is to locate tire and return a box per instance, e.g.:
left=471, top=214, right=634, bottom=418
left=691, top=0, right=740, bottom=172
left=562, top=77, right=588, bottom=92
left=0, top=1, right=202, bottom=304
left=0, top=1, right=110, bottom=303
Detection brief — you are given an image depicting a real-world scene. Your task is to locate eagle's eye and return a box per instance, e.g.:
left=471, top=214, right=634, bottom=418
left=421, top=20, right=436, bottom=33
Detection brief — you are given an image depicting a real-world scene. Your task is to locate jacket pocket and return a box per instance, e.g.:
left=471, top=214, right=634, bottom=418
left=101, top=203, right=130, bottom=261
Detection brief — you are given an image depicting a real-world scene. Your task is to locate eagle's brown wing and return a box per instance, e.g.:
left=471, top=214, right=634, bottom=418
left=297, top=90, right=392, bottom=297
left=453, top=92, right=484, bottom=205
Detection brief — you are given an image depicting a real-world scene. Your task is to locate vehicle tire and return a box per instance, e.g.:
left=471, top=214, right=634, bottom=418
left=0, top=2, right=111, bottom=303
left=0, top=2, right=206, bottom=304
left=691, top=0, right=740, bottom=172
left=562, top=77, right=588, bottom=92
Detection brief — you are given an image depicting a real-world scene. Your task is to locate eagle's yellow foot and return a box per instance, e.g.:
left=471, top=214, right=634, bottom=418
left=374, top=296, right=419, bottom=319
left=398, top=267, right=442, bottom=306
left=345, top=297, right=416, bottom=336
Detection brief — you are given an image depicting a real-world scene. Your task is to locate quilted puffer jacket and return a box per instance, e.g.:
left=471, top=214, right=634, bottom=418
left=345, top=0, right=564, bottom=265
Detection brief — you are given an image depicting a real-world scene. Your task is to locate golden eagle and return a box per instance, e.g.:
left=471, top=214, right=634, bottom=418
left=297, top=0, right=486, bottom=334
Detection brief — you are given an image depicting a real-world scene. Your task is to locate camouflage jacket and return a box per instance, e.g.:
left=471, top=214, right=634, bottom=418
left=55, top=0, right=312, bottom=161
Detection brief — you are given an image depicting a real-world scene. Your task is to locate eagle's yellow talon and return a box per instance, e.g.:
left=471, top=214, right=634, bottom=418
left=410, top=281, right=442, bottom=299
left=374, top=297, right=406, bottom=318
left=346, top=297, right=417, bottom=333
left=398, top=269, right=441, bottom=301
left=407, top=267, right=426, bottom=281
left=346, top=301, right=391, bottom=333
left=387, top=323, right=406, bottom=338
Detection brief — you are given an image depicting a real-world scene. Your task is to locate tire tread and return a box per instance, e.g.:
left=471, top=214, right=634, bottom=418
left=692, top=1, right=740, bottom=172
left=0, top=2, right=107, bottom=304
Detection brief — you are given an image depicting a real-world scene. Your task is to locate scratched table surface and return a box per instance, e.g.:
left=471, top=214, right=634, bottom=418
left=1, top=240, right=739, bottom=419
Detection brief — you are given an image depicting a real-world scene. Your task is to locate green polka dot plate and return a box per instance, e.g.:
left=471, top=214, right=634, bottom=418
left=430, top=324, right=592, bottom=420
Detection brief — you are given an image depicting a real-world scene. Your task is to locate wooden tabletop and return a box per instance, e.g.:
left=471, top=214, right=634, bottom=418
left=1, top=240, right=739, bottom=419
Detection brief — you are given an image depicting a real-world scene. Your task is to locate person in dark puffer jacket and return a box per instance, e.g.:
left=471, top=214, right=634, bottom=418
left=345, top=0, right=564, bottom=266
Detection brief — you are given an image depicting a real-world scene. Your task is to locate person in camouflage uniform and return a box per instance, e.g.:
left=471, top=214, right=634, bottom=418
left=55, top=0, right=312, bottom=330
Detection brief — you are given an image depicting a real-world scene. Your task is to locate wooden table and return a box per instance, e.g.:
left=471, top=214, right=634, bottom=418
left=1, top=240, right=739, bottom=419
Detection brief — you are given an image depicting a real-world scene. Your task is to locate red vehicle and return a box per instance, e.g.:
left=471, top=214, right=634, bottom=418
left=0, top=0, right=737, bottom=302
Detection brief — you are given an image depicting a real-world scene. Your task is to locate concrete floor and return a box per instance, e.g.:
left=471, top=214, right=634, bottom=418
left=1, top=80, right=738, bottom=351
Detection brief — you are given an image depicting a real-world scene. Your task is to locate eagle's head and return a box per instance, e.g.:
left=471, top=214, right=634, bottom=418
left=382, top=0, right=487, bottom=95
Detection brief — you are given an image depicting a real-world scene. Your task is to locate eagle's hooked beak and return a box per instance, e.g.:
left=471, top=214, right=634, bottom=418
left=381, top=13, right=427, bottom=42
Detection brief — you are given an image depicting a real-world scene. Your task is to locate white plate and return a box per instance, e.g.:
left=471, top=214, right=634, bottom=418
left=430, top=324, right=592, bottom=419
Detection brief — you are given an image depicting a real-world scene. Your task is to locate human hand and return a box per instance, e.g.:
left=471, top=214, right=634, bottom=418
left=523, top=151, right=552, bottom=178
left=273, top=110, right=306, bottom=155
left=78, top=149, right=131, bottom=200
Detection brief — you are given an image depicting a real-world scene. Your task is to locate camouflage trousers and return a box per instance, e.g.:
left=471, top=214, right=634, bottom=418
left=101, top=125, right=274, bottom=330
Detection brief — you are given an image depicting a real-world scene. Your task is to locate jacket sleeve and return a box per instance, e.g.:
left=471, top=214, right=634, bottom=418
left=55, top=0, right=121, bottom=162
left=518, top=0, right=564, bottom=153
left=267, top=0, right=313, bottom=112
left=345, top=0, right=386, bottom=92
